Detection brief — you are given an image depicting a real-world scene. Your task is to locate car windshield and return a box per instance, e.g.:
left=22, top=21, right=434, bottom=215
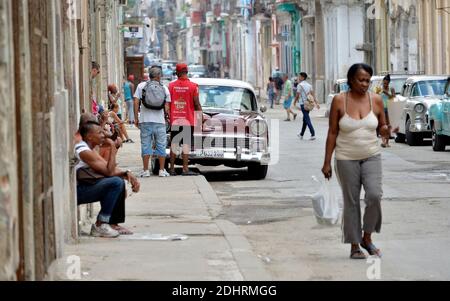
left=412, top=80, right=447, bottom=97
left=189, top=65, right=206, bottom=73
left=199, top=85, right=255, bottom=112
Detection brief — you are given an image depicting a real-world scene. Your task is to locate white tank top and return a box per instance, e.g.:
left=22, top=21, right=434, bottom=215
left=335, top=92, right=380, bottom=160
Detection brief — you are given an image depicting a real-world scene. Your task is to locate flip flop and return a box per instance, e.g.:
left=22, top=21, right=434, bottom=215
left=360, top=242, right=382, bottom=258
left=350, top=249, right=367, bottom=260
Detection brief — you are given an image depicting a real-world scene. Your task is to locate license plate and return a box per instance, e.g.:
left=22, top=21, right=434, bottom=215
left=194, top=149, right=224, bottom=158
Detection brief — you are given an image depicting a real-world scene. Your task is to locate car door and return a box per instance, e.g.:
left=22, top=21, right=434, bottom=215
left=443, top=100, right=450, bottom=134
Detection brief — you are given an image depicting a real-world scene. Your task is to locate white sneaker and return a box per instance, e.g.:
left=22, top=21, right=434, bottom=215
left=159, top=169, right=170, bottom=177
left=90, top=223, right=120, bottom=238
left=310, top=136, right=316, bottom=141
left=139, top=170, right=151, bottom=178
left=297, top=133, right=304, bottom=140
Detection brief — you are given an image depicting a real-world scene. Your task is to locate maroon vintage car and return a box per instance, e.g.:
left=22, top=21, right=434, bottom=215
left=152, top=78, right=270, bottom=179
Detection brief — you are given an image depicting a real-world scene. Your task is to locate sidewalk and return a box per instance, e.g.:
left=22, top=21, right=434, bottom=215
left=51, top=127, right=270, bottom=281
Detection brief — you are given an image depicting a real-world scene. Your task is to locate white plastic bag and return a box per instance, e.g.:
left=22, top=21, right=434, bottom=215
left=311, top=176, right=341, bottom=226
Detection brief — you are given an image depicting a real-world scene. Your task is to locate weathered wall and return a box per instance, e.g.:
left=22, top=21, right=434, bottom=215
left=0, top=0, right=19, bottom=281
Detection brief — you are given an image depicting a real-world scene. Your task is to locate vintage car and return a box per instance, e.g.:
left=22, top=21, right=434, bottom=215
left=388, top=76, right=449, bottom=146
left=370, top=74, right=411, bottom=96
left=428, top=85, right=450, bottom=151
left=152, top=78, right=270, bottom=179
left=325, top=79, right=348, bottom=117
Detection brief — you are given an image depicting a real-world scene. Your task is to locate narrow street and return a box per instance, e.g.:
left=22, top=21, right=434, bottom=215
left=202, top=106, right=450, bottom=280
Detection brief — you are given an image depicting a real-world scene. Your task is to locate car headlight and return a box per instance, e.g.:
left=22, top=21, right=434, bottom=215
left=249, top=120, right=268, bottom=136
left=414, top=104, right=425, bottom=113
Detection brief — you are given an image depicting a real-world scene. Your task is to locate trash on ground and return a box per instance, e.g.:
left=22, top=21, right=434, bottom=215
left=120, top=233, right=189, bottom=241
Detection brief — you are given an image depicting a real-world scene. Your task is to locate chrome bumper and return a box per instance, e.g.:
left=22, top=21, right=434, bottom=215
left=166, top=148, right=271, bottom=164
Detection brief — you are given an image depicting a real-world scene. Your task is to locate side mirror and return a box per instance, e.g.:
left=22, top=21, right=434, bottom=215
left=260, top=105, right=267, bottom=113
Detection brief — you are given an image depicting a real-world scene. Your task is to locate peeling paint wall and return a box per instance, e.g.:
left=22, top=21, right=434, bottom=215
left=0, top=0, right=19, bottom=281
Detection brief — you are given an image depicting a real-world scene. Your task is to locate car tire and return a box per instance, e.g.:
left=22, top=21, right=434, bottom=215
left=248, top=164, right=268, bottom=180
left=405, top=119, right=423, bottom=146
left=394, top=133, right=405, bottom=143
left=432, top=124, right=446, bottom=152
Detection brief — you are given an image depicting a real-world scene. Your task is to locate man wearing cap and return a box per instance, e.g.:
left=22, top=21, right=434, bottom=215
left=168, top=63, right=203, bottom=176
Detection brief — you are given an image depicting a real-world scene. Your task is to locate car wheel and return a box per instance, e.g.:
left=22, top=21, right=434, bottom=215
left=432, top=124, right=446, bottom=152
left=405, top=119, right=423, bottom=146
left=394, top=133, right=405, bottom=143
left=248, top=164, right=268, bottom=180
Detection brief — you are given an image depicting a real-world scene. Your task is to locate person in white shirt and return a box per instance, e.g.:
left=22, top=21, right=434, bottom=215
left=133, top=66, right=172, bottom=178
left=294, top=72, right=320, bottom=140
left=75, top=118, right=140, bottom=238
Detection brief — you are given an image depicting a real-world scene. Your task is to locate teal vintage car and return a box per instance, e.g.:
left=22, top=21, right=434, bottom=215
left=429, top=77, right=450, bottom=151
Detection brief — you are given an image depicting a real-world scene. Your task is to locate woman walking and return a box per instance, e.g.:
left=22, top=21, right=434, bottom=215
left=379, top=74, right=395, bottom=147
left=267, top=77, right=275, bottom=109
left=322, top=63, right=396, bottom=259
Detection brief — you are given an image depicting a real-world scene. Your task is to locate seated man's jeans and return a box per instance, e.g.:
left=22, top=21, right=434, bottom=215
left=77, top=176, right=126, bottom=224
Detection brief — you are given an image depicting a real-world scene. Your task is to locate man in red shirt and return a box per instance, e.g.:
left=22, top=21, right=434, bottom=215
left=168, top=63, right=203, bottom=176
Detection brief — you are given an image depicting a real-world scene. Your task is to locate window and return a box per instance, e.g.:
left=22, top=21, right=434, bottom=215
left=199, top=86, right=255, bottom=112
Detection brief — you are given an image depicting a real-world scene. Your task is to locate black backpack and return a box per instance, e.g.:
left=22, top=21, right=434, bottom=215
left=141, top=80, right=167, bottom=110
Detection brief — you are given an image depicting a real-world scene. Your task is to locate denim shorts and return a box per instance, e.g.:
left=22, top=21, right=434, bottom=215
left=283, top=96, right=293, bottom=109
left=140, top=122, right=167, bottom=157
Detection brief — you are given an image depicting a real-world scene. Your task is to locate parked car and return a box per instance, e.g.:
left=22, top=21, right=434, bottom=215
left=325, top=79, right=348, bottom=117
left=188, top=64, right=207, bottom=78
left=370, top=74, right=411, bottom=96
left=428, top=89, right=450, bottom=151
left=153, top=78, right=270, bottom=179
left=388, top=76, right=449, bottom=146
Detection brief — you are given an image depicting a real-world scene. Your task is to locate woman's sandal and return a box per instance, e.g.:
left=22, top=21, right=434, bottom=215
left=360, top=242, right=382, bottom=258
left=350, top=249, right=367, bottom=260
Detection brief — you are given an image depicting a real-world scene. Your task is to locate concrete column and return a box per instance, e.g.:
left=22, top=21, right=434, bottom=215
left=11, top=0, right=35, bottom=281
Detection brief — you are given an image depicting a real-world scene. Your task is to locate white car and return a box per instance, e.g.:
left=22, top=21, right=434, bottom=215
left=388, top=75, right=449, bottom=146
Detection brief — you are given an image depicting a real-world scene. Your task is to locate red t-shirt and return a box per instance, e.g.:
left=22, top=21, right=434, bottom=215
left=169, top=78, right=199, bottom=126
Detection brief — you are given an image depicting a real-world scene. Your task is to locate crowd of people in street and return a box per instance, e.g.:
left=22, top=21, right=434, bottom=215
left=267, top=71, right=320, bottom=140
left=74, top=61, right=203, bottom=238
left=76, top=59, right=402, bottom=261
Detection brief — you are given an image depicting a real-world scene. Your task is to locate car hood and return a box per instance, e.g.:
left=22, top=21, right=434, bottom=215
left=202, top=109, right=263, bottom=133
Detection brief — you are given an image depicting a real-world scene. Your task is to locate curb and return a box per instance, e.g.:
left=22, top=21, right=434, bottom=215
left=194, top=177, right=272, bottom=281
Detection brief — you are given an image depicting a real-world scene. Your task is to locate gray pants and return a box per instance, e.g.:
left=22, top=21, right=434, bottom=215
left=335, top=154, right=383, bottom=244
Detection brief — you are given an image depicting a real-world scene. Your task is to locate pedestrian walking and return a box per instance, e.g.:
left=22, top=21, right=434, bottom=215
left=282, top=74, right=297, bottom=121
left=124, top=75, right=135, bottom=124
left=321, top=63, right=397, bottom=260
left=379, top=74, right=395, bottom=147
left=168, top=63, right=203, bottom=176
left=133, top=67, right=172, bottom=178
left=294, top=72, right=319, bottom=140
left=267, top=77, right=275, bottom=109
left=274, top=75, right=283, bottom=105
